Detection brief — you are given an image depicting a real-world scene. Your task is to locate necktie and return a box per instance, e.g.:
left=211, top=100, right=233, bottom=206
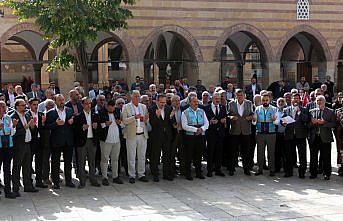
left=215, top=105, right=219, bottom=117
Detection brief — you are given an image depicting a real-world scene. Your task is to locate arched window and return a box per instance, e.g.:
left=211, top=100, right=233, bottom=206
left=297, top=0, right=310, bottom=20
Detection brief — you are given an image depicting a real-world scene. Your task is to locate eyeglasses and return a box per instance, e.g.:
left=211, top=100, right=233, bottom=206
left=118, top=102, right=124, bottom=105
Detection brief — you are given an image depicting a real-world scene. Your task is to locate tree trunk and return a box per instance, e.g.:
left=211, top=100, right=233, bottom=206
left=76, top=40, right=89, bottom=94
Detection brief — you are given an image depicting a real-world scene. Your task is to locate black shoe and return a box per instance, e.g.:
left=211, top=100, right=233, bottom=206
left=65, top=182, right=75, bottom=188
left=78, top=184, right=85, bottom=189
left=309, top=175, right=317, bottom=179
left=102, top=178, right=109, bottom=186
left=129, top=178, right=135, bottom=184
left=244, top=170, right=251, bottom=176
left=299, top=174, right=305, bottom=179
left=13, top=191, right=21, bottom=197
left=255, top=171, right=263, bottom=176
left=36, top=182, right=48, bottom=188
left=263, top=165, right=269, bottom=170
left=228, top=171, right=234, bottom=176
left=138, top=176, right=148, bottom=182
left=196, top=174, right=205, bottom=179
left=215, top=171, right=225, bottom=177
left=52, top=184, right=60, bottom=189
left=185, top=176, right=193, bottom=181
left=324, top=175, right=330, bottom=180
left=163, top=176, right=174, bottom=181
left=91, top=182, right=101, bottom=187
left=153, top=176, right=159, bottom=182
left=5, top=192, right=16, bottom=199
left=24, top=188, right=39, bottom=193
left=207, top=172, right=213, bottom=177
left=269, top=172, right=275, bottom=177
left=113, top=177, right=124, bottom=184
left=284, top=173, right=292, bottom=178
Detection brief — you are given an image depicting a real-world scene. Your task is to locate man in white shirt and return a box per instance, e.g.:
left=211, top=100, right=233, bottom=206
left=122, top=90, right=149, bottom=184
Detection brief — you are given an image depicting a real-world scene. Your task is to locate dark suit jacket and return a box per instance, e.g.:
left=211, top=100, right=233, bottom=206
left=27, top=111, right=44, bottom=141
left=74, top=110, right=99, bottom=147
left=308, top=107, right=336, bottom=144
left=27, top=91, right=44, bottom=101
left=65, top=101, right=83, bottom=116
left=46, top=107, right=74, bottom=147
left=10, top=111, right=31, bottom=146
left=204, top=104, right=227, bottom=138
left=245, top=84, right=261, bottom=101
left=98, top=107, right=122, bottom=142
left=4, top=91, right=17, bottom=107
left=148, top=105, right=174, bottom=143
left=282, top=106, right=308, bottom=140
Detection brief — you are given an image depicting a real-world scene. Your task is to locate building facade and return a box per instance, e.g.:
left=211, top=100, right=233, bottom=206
left=1, top=0, right=343, bottom=94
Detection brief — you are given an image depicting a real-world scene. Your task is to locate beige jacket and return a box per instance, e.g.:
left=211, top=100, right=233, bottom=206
left=121, top=102, right=149, bottom=139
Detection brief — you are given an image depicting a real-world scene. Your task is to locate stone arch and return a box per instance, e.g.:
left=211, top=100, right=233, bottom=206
left=214, top=23, right=274, bottom=62
left=275, top=25, right=332, bottom=62
left=333, top=35, right=343, bottom=62
left=139, top=25, right=203, bottom=62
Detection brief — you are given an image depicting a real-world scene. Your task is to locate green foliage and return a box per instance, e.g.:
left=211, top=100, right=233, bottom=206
left=4, top=0, right=135, bottom=73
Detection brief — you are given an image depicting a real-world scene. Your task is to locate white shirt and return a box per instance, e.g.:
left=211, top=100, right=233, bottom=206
left=84, top=110, right=93, bottom=138
left=237, top=101, right=245, bottom=117
left=8, top=92, right=15, bottom=107
left=157, top=106, right=165, bottom=120
left=181, top=108, right=209, bottom=133
left=30, top=110, right=40, bottom=138
left=211, top=103, right=219, bottom=116
left=16, top=111, right=32, bottom=143
left=105, top=113, right=120, bottom=143
left=132, top=103, right=144, bottom=133
left=56, top=107, right=66, bottom=121
left=252, top=84, right=256, bottom=96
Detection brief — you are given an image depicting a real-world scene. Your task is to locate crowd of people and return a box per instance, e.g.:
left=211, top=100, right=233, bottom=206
left=0, top=74, right=342, bottom=200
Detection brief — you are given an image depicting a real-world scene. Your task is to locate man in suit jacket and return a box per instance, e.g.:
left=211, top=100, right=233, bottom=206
left=228, top=89, right=254, bottom=175
left=122, top=90, right=149, bottom=184
left=245, top=77, right=261, bottom=101
left=149, top=94, right=174, bottom=182
left=4, top=84, right=17, bottom=107
left=11, top=99, right=38, bottom=197
left=88, top=83, right=103, bottom=101
left=46, top=94, right=75, bottom=189
left=308, top=95, right=336, bottom=180
left=27, top=98, right=47, bottom=188
left=282, top=93, right=308, bottom=178
left=204, top=92, right=227, bottom=177
left=49, top=81, right=60, bottom=95
left=74, top=97, right=100, bottom=188
left=27, top=84, right=44, bottom=102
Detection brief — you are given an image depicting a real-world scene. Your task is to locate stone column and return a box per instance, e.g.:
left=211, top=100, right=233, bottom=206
left=57, top=65, right=75, bottom=97
left=40, top=51, right=50, bottom=89
left=33, top=64, right=43, bottom=84
left=198, top=61, right=220, bottom=87
left=267, top=61, right=281, bottom=88
left=128, top=61, right=144, bottom=86
left=326, top=60, right=336, bottom=81
left=97, top=44, right=109, bottom=87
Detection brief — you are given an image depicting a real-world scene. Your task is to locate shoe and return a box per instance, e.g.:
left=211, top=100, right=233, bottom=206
left=324, top=175, right=330, bottom=180
left=228, top=171, right=234, bottom=176
left=185, top=176, right=193, bottom=181
left=5, top=192, right=16, bottom=199
left=196, top=174, right=205, bottom=179
left=153, top=176, right=159, bottom=182
left=13, top=191, right=21, bottom=197
left=244, top=170, right=251, bottom=176
left=138, top=176, right=148, bottom=182
left=269, top=172, right=275, bottom=177
left=283, top=173, right=292, bottom=178
left=113, top=177, right=124, bottom=184
left=255, top=171, right=263, bottom=176
left=91, top=182, right=101, bottom=187
left=309, top=175, right=317, bottom=179
left=299, top=174, right=305, bottom=179
left=52, top=184, right=60, bottom=189
left=36, top=182, right=48, bottom=188
left=215, top=171, right=225, bottom=177
left=163, top=176, right=174, bottom=181
left=78, top=184, right=85, bottom=189
left=65, top=182, right=75, bottom=188
left=24, top=188, right=39, bottom=193
left=263, top=165, right=269, bottom=170
left=129, top=178, right=135, bottom=184
left=102, top=179, right=109, bottom=186
left=207, top=172, right=213, bottom=177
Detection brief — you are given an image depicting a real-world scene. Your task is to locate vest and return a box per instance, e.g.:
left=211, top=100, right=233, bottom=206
left=184, top=107, right=205, bottom=135
left=256, top=106, right=276, bottom=133
left=0, top=115, right=14, bottom=148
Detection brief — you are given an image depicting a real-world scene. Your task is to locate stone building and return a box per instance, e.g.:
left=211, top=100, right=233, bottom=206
left=1, top=0, right=343, bottom=94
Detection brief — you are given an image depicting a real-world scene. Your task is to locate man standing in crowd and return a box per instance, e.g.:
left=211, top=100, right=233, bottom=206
left=5, top=84, right=16, bottom=107
left=122, top=90, right=149, bottom=184
left=46, top=94, right=75, bottom=189
left=245, top=76, right=261, bottom=101
left=296, top=76, right=310, bottom=92
left=309, top=95, right=336, bottom=180
left=88, top=83, right=103, bottom=101
left=282, top=93, right=308, bottom=178
left=27, top=84, right=44, bottom=101
left=11, top=99, right=38, bottom=196
left=228, top=89, right=254, bottom=176
left=253, top=93, right=278, bottom=176
left=181, top=95, right=209, bottom=180
left=74, top=97, right=100, bottom=188
left=149, top=94, right=174, bottom=182
left=311, top=76, right=322, bottom=91
left=204, top=92, right=226, bottom=177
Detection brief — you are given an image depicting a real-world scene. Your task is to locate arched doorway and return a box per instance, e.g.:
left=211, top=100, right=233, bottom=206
left=219, top=32, right=268, bottom=88
left=280, top=32, right=328, bottom=87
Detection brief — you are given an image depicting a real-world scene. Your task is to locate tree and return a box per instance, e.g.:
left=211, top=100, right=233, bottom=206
left=3, top=0, right=136, bottom=92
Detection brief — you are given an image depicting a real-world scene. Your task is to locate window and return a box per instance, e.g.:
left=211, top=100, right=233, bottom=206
left=297, top=0, right=310, bottom=20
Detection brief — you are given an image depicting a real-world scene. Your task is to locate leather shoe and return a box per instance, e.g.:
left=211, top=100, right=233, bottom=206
left=102, top=178, right=109, bottom=186
left=138, top=176, right=148, bottom=182
left=78, top=184, right=85, bottom=189
left=163, top=176, right=173, bottom=181
left=24, top=188, right=39, bottom=193
left=215, top=171, right=225, bottom=177
left=153, top=176, right=160, bottom=182
left=269, top=172, right=275, bottom=177
left=36, top=182, right=48, bottom=188
left=228, top=171, right=234, bottom=176
left=91, top=182, right=101, bottom=187
left=244, top=170, right=251, bottom=176
left=255, top=171, right=263, bottom=176
left=206, top=172, right=213, bottom=177
left=113, top=177, right=124, bottom=184
left=196, top=174, right=205, bottom=179
left=13, top=191, right=21, bottom=197
left=5, top=192, right=16, bottom=199
left=185, top=176, right=193, bottom=181
left=299, top=174, right=305, bottom=179
left=65, top=182, right=75, bottom=188
left=129, top=178, right=135, bottom=184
